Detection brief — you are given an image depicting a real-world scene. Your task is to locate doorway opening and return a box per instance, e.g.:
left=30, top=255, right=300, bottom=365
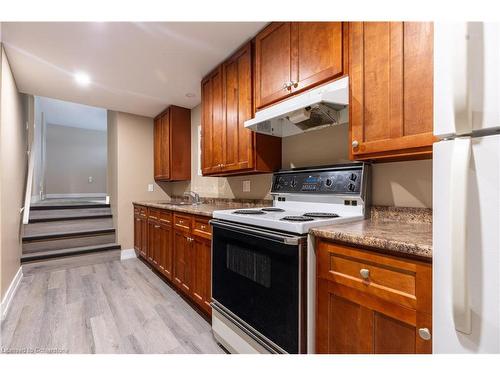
left=32, top=96, right=108, bottom=206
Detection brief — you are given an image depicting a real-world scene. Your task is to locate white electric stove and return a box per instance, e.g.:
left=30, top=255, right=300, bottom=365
left=210, top=163, right=370, bottom=354
left=213, top=163, right=370, bottom=234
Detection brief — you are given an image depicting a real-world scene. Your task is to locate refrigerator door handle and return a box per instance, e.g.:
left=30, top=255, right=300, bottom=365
left=450, top=136, right=472, bottom=334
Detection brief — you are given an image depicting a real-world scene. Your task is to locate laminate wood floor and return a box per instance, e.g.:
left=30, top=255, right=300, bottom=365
left=1, top=258, right=225, bottom=354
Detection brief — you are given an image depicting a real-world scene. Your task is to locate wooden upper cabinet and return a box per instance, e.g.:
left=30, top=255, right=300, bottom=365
left=222, top=43, right=254, bottom=172
left=153, top=105, right=191, bottom=181
left=154, top=114, right=169, bottom=180
left=255, top=22, right=293, bottom=109
left=291, top=22, right=346, bottom=94
left=201, top=42, right=281, bottom=176
left=201, top=66, right=224, bottom=175
left=255, top=22, right=346, bottom=110
left=349, top=22, right=435, bottom=161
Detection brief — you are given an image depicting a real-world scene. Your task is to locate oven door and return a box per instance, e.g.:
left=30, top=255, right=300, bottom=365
left=210, top=219, right=307, bottom=354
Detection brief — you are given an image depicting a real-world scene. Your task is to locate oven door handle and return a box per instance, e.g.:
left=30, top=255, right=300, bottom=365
left=210, top=219, right=305, bottom=246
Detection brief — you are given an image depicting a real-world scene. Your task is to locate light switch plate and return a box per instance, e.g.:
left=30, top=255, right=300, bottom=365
left=148, top=184, right=154, bottom=192
left=242, top=180, right=251, bottom=192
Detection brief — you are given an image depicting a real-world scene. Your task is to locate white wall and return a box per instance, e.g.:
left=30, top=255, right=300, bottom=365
left=32, top=96, right=108, bottom=199
left=0, top=45, right=27, bottom=301
left=107, top=111, right=171, bottom=250
left=44, top=124, right=107, bottom=195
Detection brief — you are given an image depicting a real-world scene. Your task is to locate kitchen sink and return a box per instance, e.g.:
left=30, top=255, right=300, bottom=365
left=168, top=201, right=200, bottom=206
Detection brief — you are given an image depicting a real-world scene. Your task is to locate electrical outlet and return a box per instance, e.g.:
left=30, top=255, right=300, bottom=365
left=243, top=180, right=251, bottom=192
left=148, top=184, right=154, bottom=192
left=88, top=176, right=93, bottom=183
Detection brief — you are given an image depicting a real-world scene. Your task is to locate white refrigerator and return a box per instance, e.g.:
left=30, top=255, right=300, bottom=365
left=433, top=22, right=500, bottom=353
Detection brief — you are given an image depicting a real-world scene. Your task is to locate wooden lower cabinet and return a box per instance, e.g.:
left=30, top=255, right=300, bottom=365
left=191, top=235, right=212, bottom=315
left=133, top=204, right=212, bottom=316
left=173, top=229, right=192, bottom=294
left=316, top=238, right=432, bottom=354
left=158, top=221, right=173, bottom=279
left=134, top=206, right=148, bottom=258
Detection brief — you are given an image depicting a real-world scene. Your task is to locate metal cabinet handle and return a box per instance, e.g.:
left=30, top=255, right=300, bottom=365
left=282, top=82, right=289, bottom=89
left=359, top=268, right=370, bottom=280
left=352, top=140, right=359, bottom=148
left=418, top=328, right=432, bottom=340
left=291, top=80, right=298, bottom=88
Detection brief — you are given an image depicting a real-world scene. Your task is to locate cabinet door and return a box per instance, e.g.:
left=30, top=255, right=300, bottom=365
left=191, top=236, right=212, bottom=315
left=291, top=22, right=345, bottom=94
left=153, top=117, right=162, bottom=180
left=147, top=221, right=155, bottom=264
left=255, top=22, right=293, bottom=109
left=159, top=223, right=173, bottom=280
left=134, top=214, right=141, bottom=254
left=153, top=112, right=171, bottom=180
left=140, top=217, right=147, bottom=258
left=173, top=230, right=192, bottom=294
left=316, top=279, right=421, bottom=354
left=349, top=22, right=435, bottom=160
left=201, top=66, right=224, bottom=174
left=222, top=43, right=254, bottom=173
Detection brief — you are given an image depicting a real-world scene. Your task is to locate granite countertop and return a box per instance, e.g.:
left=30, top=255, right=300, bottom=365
left=133, top=198, right=272, bottom=217
left=310, top=206, right=432, bottom=259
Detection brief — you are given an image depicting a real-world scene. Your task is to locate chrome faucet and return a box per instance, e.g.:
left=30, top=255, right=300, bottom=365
left=183, top=191, right=200, bottom=205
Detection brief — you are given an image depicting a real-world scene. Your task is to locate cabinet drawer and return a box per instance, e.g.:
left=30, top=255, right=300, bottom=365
left=174, top=213, right=192, bottom=232
left=159, top=210, right=172, bottom=224
left=193, top=216, right=211, bottom=239
left=317, top=240, right=418, bottom=310
left=148, top=208, right=162, bottom=221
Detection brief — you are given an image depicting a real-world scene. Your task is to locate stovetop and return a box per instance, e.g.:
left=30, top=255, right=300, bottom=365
left=212, top=163, right=370, bottom=235
left=212, top=206, right=364, bottom=234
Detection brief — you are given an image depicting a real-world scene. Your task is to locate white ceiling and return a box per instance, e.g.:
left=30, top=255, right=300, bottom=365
left=1, top=22, right=267, bottom=117
left=36, top=96, right=107, bottom=131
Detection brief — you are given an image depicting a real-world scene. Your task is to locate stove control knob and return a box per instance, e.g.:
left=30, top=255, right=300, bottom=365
left=325, top=178, right=333, bottom=187
left=347, top=183, right=356, bottom=192
left=350, top=173, right=357, bottom=181
left=290, top=178, right=297, bottom=188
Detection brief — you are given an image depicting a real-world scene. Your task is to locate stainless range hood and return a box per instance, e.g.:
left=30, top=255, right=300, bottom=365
left=245, top=77, right=349, bottom=137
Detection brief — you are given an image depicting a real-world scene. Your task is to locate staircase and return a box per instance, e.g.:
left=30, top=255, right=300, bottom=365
left=21, top=200, right=121, bottom=264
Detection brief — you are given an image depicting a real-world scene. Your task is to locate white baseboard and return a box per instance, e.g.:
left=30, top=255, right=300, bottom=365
left=120, top=248, right=137, bottom=260
left=45, top=193, right=107, bottom=199
left=1, top=267, right=23, bottom=321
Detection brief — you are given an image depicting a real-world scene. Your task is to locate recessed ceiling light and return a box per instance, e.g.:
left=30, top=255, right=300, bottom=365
left=185, top=93, right=196, bottom=98
left=74, top=72, right=91, bottom=86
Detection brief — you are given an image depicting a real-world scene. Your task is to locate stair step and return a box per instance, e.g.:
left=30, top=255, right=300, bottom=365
left=29, top=207, right=112, bottom=223
left=23, top=232, right=116, bottom=253
left=23, top=218, right=114, bottom=240
left=21, top=243, right=121, bottom=263
left=30, top=203, right=110, bottom=210
left=23, top=228, right=115, bottom=242
left=22, top=249, right=121, bottom=275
